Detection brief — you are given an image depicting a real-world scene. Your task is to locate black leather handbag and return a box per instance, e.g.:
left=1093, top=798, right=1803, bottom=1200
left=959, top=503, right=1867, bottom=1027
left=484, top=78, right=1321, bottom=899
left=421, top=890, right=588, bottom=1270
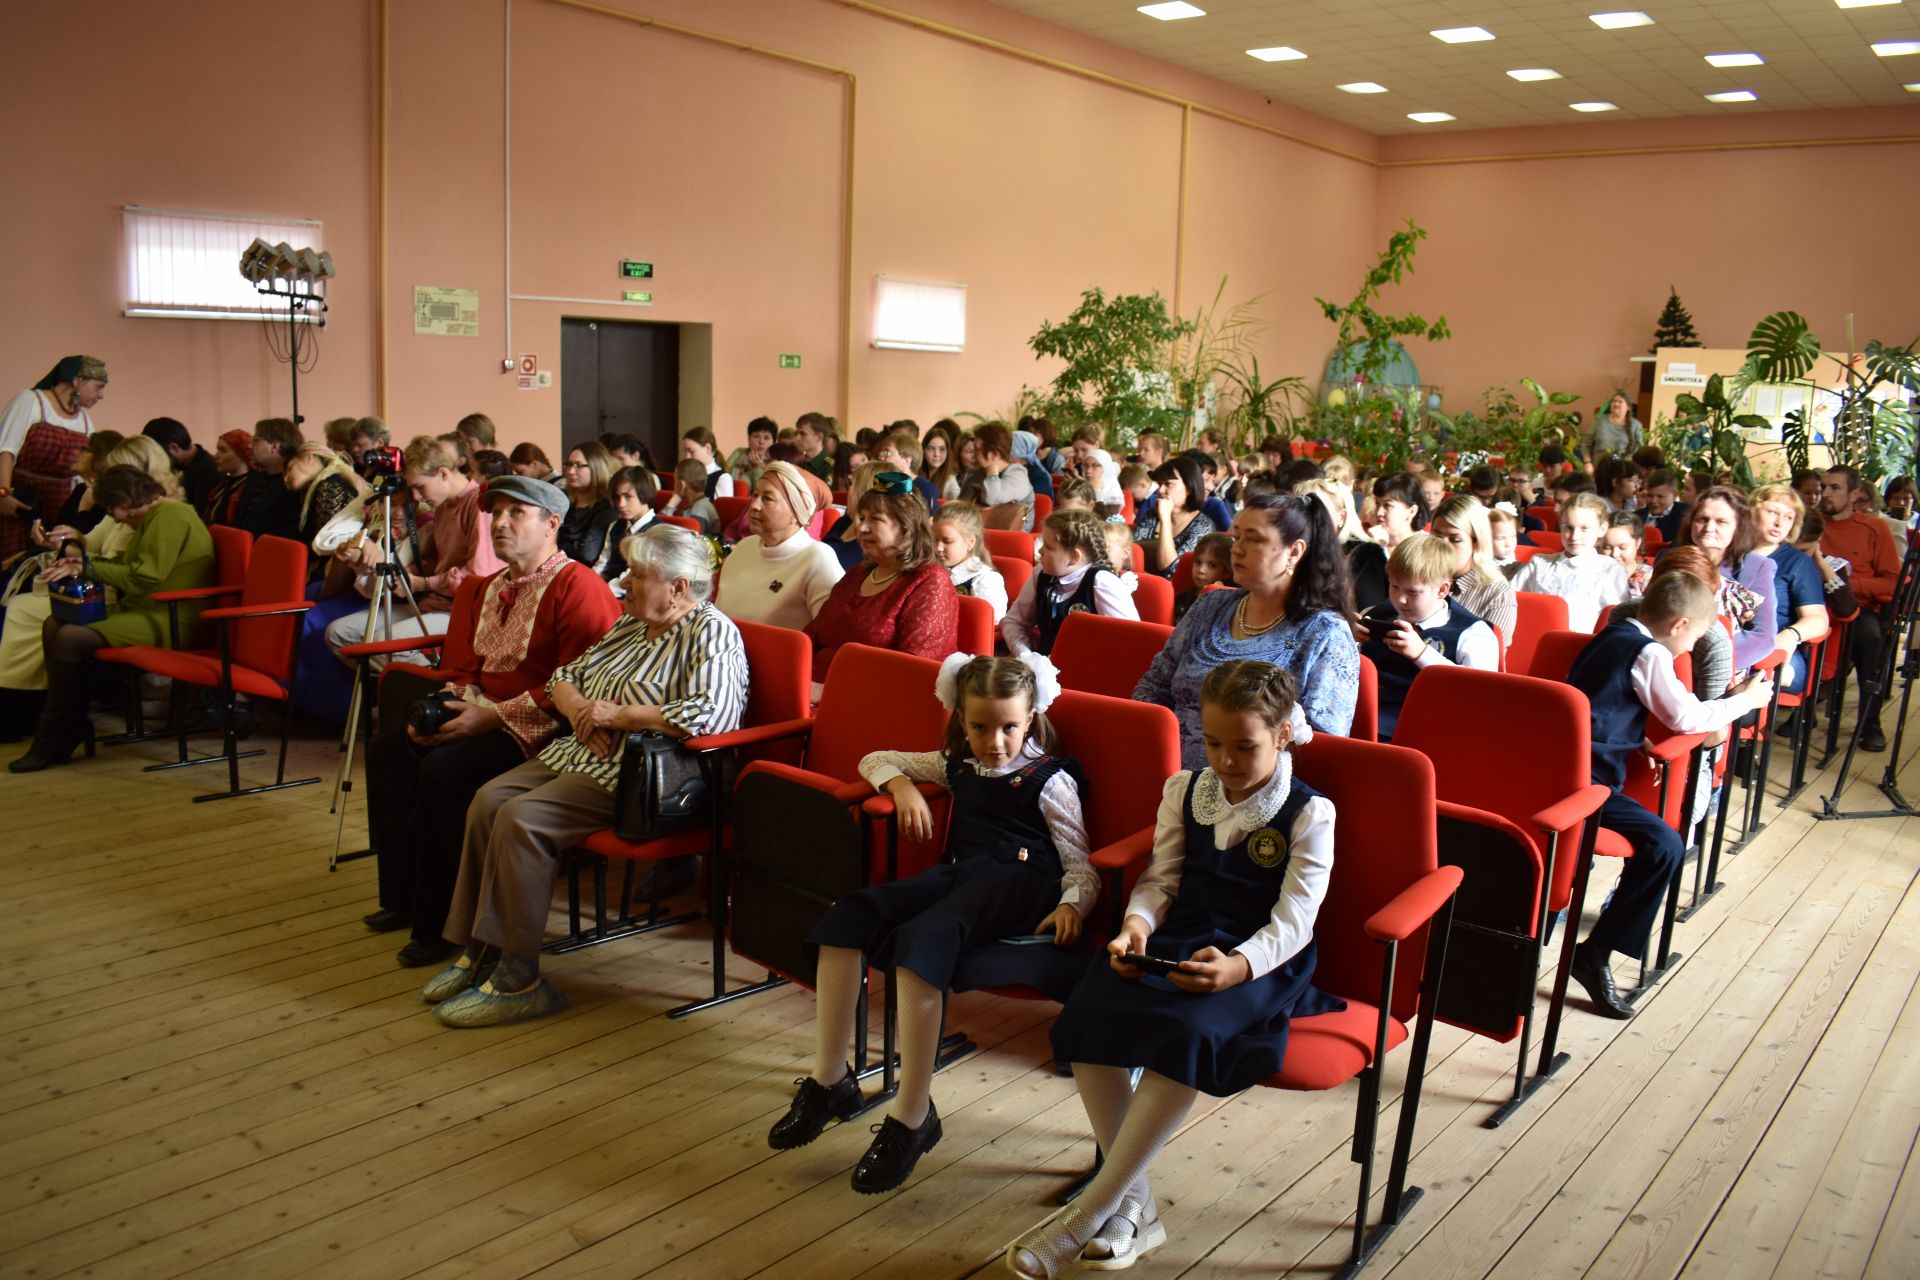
left=613, top=731, right=713, bottom=842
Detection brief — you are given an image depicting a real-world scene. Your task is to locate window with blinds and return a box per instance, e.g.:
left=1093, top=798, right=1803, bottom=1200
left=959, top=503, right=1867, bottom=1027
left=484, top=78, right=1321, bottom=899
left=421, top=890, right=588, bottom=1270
left=123, top=206, right=324, bottom=320
left=872, top=275, right=966, bottom=353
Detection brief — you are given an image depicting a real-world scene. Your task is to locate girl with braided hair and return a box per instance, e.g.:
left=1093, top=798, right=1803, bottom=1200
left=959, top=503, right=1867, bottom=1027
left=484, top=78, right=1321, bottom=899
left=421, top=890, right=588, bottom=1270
left=1005, top=660, right=1340, bottom=1276
left=768, top=652, right=1095, bottom=1196
left=1000, top=508, right=1138, bottom=656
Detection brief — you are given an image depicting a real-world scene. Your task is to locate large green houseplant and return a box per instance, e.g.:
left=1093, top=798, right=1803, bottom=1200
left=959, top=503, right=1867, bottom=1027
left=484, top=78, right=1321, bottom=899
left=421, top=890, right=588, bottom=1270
left=1739, top=311, right=1918, bottom=484
left=1028, top=287, right=1192, bottom=448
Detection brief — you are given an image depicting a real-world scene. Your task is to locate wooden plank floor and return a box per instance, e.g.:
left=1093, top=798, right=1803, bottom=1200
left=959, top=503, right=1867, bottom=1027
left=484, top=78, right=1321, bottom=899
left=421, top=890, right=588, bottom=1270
left=2, top=709, right=1917, bottom=1279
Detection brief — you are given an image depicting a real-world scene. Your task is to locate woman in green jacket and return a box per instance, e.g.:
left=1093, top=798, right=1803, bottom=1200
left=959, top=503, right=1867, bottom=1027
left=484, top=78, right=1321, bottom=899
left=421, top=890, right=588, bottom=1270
left=12, top=465, right=215, bottom=772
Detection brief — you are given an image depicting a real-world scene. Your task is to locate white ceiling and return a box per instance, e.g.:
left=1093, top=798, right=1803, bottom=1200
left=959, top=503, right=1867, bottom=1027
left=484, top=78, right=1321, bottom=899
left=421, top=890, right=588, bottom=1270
left=986, top=1, right=1920, bottom=133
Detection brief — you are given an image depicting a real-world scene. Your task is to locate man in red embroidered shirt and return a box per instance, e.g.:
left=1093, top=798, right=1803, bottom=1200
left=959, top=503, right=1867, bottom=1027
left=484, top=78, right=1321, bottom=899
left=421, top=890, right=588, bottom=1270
left=1819, top=465, right=1902, bottom=752
left=361, top=475, right=620, bottom=966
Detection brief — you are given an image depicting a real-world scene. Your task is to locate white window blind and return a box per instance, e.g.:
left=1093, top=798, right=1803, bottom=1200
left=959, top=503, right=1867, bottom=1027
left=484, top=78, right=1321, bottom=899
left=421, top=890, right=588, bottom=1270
left=123, top=206, right=324, bottom=320
left=872, top=275, right=966, bottom=352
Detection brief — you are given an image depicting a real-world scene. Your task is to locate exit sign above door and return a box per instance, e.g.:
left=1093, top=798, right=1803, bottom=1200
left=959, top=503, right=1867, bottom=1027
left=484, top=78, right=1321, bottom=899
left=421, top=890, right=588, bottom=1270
left=779, top=354, right=802, bottom=369
left=621, top=260, right=653, bottom=279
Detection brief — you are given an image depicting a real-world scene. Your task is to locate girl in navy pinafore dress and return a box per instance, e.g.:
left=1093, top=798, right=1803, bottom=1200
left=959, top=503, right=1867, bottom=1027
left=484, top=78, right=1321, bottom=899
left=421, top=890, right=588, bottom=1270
left=767, top=653, right=1096, bottom=1197
left=1004, top=660, right=1340, bottom=1277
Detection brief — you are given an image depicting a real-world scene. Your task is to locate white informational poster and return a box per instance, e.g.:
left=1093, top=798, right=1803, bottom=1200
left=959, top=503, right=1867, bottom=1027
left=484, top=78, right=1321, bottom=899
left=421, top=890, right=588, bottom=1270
left=413, top=286, right=479, bottom=337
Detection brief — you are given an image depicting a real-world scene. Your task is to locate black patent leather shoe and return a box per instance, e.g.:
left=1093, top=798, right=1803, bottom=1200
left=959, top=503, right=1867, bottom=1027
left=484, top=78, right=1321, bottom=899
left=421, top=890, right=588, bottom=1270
left=851, top=1103, right=942, bottom=1194
left=1571, top=947, right=1634, bottom=1020
left=363, top=908, right=409, bottom=933
left=768, top=1069, right=863, bottom=1150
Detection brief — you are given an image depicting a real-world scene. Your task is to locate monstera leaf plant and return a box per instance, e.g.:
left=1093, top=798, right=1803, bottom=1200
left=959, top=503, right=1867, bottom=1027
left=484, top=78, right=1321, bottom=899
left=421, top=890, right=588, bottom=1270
left=1740, top=310, right=1918, bottom=483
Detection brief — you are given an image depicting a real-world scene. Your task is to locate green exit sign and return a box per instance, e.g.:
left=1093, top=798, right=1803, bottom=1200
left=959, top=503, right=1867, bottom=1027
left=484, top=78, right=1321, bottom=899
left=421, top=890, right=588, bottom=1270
left=778, top=353, right=802, bottom=369
left=621, top=260, right=653, bottom=279
left=622, top=290, right=653, bottom=305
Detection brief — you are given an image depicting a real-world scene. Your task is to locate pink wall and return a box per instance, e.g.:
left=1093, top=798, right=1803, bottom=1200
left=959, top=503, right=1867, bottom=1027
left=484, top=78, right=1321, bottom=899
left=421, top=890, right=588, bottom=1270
left=0, top=0, right=376, bottom=440
left=1374, top=106, right=1920, bottom=420
left=5, top=0, right=1914, bottom=463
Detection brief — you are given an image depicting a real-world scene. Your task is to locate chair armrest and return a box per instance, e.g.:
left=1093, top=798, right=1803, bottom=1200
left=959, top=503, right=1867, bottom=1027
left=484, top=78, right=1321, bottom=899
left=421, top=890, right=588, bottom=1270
left=859, top=780, right=946, bottom=818
left=739, top=759, right=869, bottom=805
left=1644, top=731, right=1707, bottom=764
left=338, top=633, right=448, bottom=660
left=151, top=583, right=244, bottom=603
left=680, top=717, right=814, bottom=755
left=200, top=600, right=314, bottom=621
left=1531, top=783, right=1611, bottom=835
left=1748, top=649, right=1787, bottom=675
left=1365, top=865, right=1465, bottom=943
left=1089, top=826, right=1156, bottom=873
left=386, top=661, right=442, bottom=685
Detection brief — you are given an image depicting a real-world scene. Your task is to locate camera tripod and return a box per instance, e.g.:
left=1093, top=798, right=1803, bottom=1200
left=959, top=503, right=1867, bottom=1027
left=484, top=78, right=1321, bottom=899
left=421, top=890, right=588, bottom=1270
left=329, top=479, right=436, bottom=870
left=1817, top=526, right=1920, bottom=822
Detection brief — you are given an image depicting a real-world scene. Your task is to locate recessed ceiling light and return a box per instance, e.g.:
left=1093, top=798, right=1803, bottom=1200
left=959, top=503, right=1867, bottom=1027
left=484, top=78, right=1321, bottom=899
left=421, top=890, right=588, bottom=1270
left=1589, top=11, right=1655, bottom=29
left=1705, top=52, right=1765, bottom=68
left=1705, top=90, right=1758, bottom=102
left=1137, top=2, right=1205, bottom=20
left=1873, top=40, right=1920, bottom=56
left=1407, top=112, right=1456, bottom=123
left=1431, top=26, right=1495, bottom=43
left=1570, top=101, right=1618, bottom=112
left=1337, top=81, right=1389, bottom=94
left=1836, top=0, right=1902, bottom=8
left=1909, top=82, right=1920, bottom=90
left=1246, top=46, right=1307, bottom=62
left=1507, top=68, right=1563, bottom=81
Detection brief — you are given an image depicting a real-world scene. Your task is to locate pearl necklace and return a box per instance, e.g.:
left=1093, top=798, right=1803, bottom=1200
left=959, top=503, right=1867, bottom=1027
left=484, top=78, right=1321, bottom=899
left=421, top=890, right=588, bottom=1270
left=1235, top=595, right=1284, bottom=637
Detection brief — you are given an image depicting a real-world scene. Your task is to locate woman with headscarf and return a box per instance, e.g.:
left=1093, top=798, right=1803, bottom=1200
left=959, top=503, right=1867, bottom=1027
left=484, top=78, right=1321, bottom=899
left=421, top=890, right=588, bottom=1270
left=202, top=429, right=258, bottom=527
left=0, top=356, right=108, bottom=562
left=713, top=460, right=845, bottom=630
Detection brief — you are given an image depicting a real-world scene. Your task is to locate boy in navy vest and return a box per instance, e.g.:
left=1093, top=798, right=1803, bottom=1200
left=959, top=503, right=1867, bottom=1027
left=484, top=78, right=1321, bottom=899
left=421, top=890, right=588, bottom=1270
left=1565, top=571, right=1773, bottom=1017
left=1361, top=533, right=1500, bottom=741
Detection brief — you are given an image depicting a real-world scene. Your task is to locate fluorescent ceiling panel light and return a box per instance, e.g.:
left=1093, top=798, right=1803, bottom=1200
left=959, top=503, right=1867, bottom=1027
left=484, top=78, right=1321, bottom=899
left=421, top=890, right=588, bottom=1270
left=1872, top=40, right=1920, bottom=56
left=1137, top=2, right=1205, bottom=19
left=1705, top=90, right=1758, bottom=102
left=1337, top=81, right=1389, bottom=93
left=1246, top=46, right=1307, bottom=61
left=1407, top=111, right=1456, bottom=122
left=1570, top=100, right=1618, bottom=111
left=1705, top=52, right=1764, bottom=67
left=1507, top=68, right=1563, bottom=81
left=1835, top=0, right=1902, bottom=8
left=1431, top=26, right=1495, bottom=43
left=1589, top=11, right=1655, bottom=29
left=1908, top=82, right=1920, bottom=90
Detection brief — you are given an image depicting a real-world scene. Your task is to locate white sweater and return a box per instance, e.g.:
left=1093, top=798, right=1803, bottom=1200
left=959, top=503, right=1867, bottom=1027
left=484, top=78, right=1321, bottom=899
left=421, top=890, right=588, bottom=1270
left=714, top=530, right=844, bottom=631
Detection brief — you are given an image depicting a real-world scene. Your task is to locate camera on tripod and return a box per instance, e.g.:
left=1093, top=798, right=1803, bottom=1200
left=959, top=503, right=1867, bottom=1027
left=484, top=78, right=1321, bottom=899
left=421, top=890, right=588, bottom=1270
left=362, top=444, right=408, bottom=496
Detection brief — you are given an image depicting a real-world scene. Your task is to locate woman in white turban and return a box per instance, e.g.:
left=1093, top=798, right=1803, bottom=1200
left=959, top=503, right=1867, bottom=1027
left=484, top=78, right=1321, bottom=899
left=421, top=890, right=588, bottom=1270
left=712, top=460, right=845, bottom=630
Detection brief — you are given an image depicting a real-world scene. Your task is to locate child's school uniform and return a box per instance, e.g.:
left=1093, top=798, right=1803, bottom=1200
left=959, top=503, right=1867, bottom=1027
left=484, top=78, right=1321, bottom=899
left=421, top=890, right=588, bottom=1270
left=1000, top=562, right=1139, bottom=656
left=1049, top=762, right=1341, bottom=1097
left=806, top=742, right=1096, bottom=989
left=1360, top=598, right=1500, bottom=740
left=948, top=556, right=1009, bottom=622
left=1511, top=550, right=1629, bottom=632
left=1567, top=620, right=1752, bottom=960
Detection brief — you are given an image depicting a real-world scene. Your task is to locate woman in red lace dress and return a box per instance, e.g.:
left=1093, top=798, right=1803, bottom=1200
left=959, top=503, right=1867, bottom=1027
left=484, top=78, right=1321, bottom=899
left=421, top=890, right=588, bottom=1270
left=805, top=472, right=958, bottom=678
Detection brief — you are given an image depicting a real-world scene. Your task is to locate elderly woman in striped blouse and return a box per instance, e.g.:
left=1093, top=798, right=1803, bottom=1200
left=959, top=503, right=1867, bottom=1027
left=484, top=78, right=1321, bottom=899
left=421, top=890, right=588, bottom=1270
left=423, top=524, right=748, bottom=1027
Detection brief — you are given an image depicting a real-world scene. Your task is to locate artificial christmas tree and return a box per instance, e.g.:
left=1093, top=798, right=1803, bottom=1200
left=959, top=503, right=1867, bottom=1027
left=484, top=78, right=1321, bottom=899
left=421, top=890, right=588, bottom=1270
left=1650, top=286, right=1701, bottom=352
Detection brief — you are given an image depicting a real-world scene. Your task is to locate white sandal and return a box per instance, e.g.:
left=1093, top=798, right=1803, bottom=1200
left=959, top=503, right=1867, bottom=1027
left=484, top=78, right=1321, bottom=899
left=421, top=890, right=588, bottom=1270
left=1004, top=1205, right=1097, bottom=1278
left=1079, top=1189, right=1167, bottom=1271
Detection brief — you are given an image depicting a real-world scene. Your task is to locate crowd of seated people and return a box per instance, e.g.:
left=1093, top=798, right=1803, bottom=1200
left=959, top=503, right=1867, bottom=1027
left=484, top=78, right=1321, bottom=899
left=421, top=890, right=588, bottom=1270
left=6, top=378, right=1912, bottom=1273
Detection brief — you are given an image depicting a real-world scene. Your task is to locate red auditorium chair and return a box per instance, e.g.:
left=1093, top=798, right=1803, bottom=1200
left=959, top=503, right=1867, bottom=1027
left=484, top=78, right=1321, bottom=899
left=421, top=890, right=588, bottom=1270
left=1132, top=573, right=1174, bottom=626
left=1526, top=504, right=1556, bottom=528
left=1393, top=666, right=1609, bottom=1126
left=674, top=644, right=948, bottom=1024
left=993, top=554, right=1032, bottom=607
left=1031, top=493, right=1053, bottom=524
left=1351, top=654, right=1379, bottom=743
left=1261, top=734, right=1463, bottom=1274
left=97, top=534, right=319, bottom=802
left=549, top=620, right=812, bottom=966
left=713, top=495, right=750, bottom=529
left=658, top=513, right=702, bottom=533
left=1507, top=591, right=1569, bottom=679
left=107, top=523, right=253, bottom=744
left=1050, top=612, right=1171, bottom=700
left=955, top=595, right=996, bottom=656
left=983, top=529, right=1036, bottom=563
left=1528, top=530, right=1564, bottom=553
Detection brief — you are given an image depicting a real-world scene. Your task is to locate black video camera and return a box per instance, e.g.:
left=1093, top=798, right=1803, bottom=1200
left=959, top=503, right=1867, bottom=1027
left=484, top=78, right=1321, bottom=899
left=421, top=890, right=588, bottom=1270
left=408, top=694, right=462, bottom=736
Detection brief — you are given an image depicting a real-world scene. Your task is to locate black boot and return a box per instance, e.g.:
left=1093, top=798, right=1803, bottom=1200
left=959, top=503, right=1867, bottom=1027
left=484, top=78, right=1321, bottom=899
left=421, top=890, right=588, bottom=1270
left=10, top=659, right=97, bottom=773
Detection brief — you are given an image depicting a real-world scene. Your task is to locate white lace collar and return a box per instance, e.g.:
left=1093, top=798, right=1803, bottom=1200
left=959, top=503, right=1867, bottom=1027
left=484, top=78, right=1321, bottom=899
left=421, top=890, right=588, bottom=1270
left=1191, top=753, right=1294, bottom=838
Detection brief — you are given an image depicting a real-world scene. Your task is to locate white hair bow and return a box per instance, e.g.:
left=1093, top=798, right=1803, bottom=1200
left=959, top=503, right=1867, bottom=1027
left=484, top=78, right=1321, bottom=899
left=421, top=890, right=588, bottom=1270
left=933, top=651, right=1063, bottom=714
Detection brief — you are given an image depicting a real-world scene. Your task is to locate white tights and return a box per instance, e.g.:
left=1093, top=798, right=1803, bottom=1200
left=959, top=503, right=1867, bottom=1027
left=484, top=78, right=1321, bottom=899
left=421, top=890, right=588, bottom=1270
left=809, top=946, right=943, bottom=1129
